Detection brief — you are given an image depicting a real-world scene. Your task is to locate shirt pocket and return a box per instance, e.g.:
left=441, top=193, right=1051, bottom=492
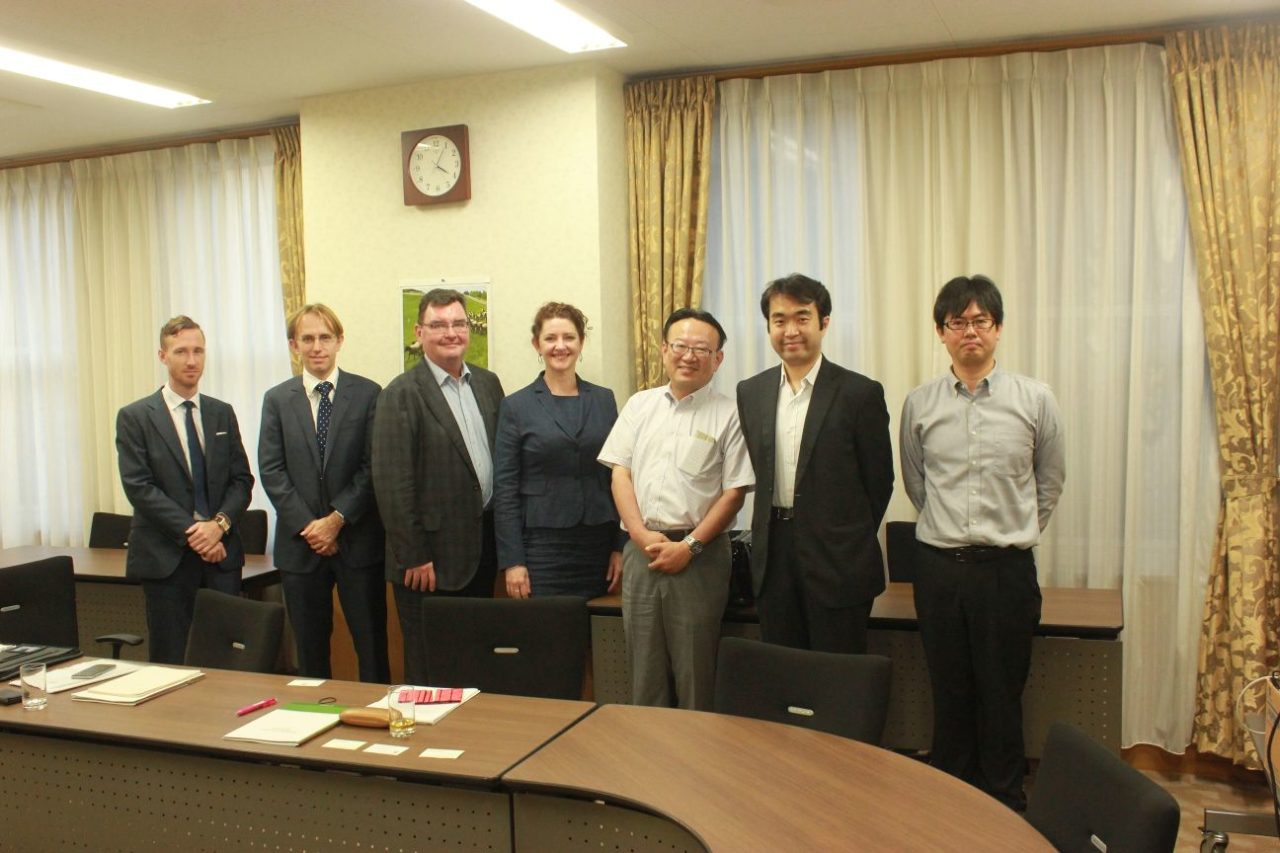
left=675, top=434, right=717, bottom=478
left=992, top=429, right=1034, bottom=479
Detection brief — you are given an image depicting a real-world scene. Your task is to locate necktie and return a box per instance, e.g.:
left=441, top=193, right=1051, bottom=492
left=316, top=381, right=333, bottom=465
left=182, top=400, right=210, bottom=519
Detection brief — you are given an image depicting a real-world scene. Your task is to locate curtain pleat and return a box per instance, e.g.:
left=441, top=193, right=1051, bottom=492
left=272, top=125, right=306, bottom=376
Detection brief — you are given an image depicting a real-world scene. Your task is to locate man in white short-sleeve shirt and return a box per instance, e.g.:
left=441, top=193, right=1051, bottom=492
left=598, top=308, right=754, bottom=711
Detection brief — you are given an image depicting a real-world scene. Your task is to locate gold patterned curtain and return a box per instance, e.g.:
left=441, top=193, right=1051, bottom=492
left=1167, top=24, right=1280, bottom=764
left=624, top=76, right=715, bottom=389
left=272, top=124, right=306, bottom=375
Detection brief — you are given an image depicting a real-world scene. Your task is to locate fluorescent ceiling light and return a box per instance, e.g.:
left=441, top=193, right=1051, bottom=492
left=0, top=46, right=209, bottom=108
left=464, top=0, right=626, bottom=53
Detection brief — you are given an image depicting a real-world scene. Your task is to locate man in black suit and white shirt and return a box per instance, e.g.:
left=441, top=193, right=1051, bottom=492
left=736, top=274, right=894, bottom=653
left=259, top=304, right=388, bottom=682
left=372, top=289, right=504, bottom=684
left=116, top=316, right=255, bottom=663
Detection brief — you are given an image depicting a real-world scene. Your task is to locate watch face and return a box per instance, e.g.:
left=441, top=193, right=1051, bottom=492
left=409, top=135, right=462, bottom=197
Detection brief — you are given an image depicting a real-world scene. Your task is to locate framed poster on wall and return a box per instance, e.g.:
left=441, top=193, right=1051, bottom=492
left=400, top=278, right=490, bottom=373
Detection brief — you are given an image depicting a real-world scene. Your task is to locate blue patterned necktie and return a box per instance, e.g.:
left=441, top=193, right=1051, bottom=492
left=316, top=381, right=333, bottom=465
left=182, top=400, right=210, bottom=518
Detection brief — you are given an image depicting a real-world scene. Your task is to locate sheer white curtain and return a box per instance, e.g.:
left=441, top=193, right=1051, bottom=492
left=706, top=43, right=1218, bottom=751
left=0, top=137, right=288, bottom=548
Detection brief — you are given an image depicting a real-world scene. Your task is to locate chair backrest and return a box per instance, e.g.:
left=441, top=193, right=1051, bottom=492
left=885, top=520, right=918, bottom=583
left=88, top=512, right=133, bottom=549
left=0, top=557, right=79, bottom=647
left=713, top=637, right=892, bottom=744
left=1026, top=721, right=1180, bottom=853
left=239, top=509, right=269, bottom=555
left=418, top=596, right=589, bottom=699
left=183, top=589, right=284, bottom=673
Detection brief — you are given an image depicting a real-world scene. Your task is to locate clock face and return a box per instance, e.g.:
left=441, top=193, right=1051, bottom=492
left=409, top=135, right=462, bottom=197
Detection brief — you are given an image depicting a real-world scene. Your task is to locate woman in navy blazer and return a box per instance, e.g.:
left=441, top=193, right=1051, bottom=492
left=494, top=303, right=623, bottom=599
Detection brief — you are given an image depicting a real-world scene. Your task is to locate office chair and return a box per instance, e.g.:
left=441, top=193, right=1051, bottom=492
left=885, top=520, right=918, bottom=583
left=88, top=511, right=133, bottom=549
left=183, top=589, right=285, bottom=673
left=0, top=557, right=142, bottom=658
left=713, top=636, right=892, bottom=745
left=417, top=596, right=589, bottom=699
left=238, top=509, right=269, bottom=555
left=1026, top=721, right=1180, bottom=853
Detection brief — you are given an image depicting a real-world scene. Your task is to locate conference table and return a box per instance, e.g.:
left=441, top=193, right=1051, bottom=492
left=0, top=545, right=280, bottom=662
left=0, top=665, right=1052, bottom=851
left=589, top=582, right=1125, bottom=756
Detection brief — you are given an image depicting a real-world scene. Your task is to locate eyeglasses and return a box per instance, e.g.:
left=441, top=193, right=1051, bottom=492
left=296, top=334, right=337, bottom=346
left=422, top=320, right=470, bottom=334
left=666, top=341, right=716, bottom=359
left=943, top=317, right=996, bottom=332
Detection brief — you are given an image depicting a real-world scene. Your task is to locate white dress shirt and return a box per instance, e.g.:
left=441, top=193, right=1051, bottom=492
left=162, top=383, right=204, bottom=476
left=772, top=355, right=822, bottom=508
left=302, top=366, right=341, bottom=429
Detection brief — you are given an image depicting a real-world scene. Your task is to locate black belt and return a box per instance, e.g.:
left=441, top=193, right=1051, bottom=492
left=770, top=507, right=795, bottom=521
left=922, top=543, right=1026, bottom=564
left=656, top=529, right=693, bottom=542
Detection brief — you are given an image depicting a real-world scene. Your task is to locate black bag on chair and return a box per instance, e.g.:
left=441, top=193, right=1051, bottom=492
left=729, top=531, right=754, bottom=608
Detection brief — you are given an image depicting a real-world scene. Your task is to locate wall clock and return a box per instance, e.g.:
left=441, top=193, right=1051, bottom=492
left=402, top=124, right=470, bottom=205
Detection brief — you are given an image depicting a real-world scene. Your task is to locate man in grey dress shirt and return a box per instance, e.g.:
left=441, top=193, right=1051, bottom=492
left=899, top=275, right=1065, bottom=811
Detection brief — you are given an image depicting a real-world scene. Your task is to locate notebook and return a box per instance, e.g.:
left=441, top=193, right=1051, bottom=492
left=224, top=709, right=342, bottom=746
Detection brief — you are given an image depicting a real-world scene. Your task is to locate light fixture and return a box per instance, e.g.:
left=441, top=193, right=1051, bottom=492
left=463, top=0, right=625, bottom=53
left=0, top=46, right=210, bottom=108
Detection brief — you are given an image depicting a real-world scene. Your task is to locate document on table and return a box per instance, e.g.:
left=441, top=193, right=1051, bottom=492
left=71, top=665, right=204, bottom=705
left=45, top=659, right=141, bottom=693
left=224, top=709, right=342, bottom=746
left=368, top=686, right=480, bottom=725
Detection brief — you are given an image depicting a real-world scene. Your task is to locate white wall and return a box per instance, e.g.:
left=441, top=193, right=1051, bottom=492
left=301, top=62, right=631, bottom=398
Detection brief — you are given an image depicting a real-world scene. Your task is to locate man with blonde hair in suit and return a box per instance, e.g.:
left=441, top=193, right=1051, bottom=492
left=259, top=303, right=388, bottom=682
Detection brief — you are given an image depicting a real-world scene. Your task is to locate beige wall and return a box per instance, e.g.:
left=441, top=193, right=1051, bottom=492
left=301, top=62, right=631, bottom=399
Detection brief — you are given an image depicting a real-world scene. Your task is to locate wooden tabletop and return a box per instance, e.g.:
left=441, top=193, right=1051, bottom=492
left=504, top=703, right=1053, bottom=852
left=0, top=664, right=593, bottom=785
left=0, top=545, right=278, bottom=585
left=590, top=582, right=1123, bottom=639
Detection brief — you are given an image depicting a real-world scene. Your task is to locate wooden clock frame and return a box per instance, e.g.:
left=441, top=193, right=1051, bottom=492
left=402, top=124, right=471, bottom=206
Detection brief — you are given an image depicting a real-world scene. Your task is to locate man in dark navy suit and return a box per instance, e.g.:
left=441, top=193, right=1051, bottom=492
left=737, top=274, right=894, bottom=654
left=259, top=304, right=388, bottom=682
left=116, top=316, right=255, bottom=663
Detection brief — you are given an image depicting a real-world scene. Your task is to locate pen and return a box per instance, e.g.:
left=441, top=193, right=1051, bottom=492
left=236, top=697, right=277, bottom=716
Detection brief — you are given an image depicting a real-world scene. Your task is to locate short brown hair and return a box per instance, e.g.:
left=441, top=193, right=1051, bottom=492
left=417, top=288, right=466, bottom=323
left=159, top=315, right=202, bottom=349
left=287, top=303, right=344, bottom=340
left=530, top=302, right=587, bottom=339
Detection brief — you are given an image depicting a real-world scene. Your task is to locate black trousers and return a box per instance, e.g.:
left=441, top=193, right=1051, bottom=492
left=281, top=556, right=389, bottom=683
left=142, top=549, right=241, bottom=664
left=913, top=544, right=1041, bottom=810
left=393, top=511, right=497, bottom=685
left=756, top=516, right=873, bottom=654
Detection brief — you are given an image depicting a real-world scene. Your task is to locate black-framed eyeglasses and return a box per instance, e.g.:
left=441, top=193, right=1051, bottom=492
left=943, top=317, right=995, bottom=332
left=666, top=341, right=716, bottom=359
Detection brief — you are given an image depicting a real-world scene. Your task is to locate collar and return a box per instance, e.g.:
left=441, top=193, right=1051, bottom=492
left=664, top=381, right=714, bottom=406
left=777, top=354, right=823, bottom=390
left=426, top=357, right=470, bottom=386
left=948, top=363, right=1000, bottom=396
left=303, top=366, right=341, bottom=395
left=162, top=384, right=200, bottom=411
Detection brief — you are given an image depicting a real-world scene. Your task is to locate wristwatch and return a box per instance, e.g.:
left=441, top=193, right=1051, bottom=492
left=682, top=534, right=704, bottom=556
left=213, top=512, right=231, bottom=536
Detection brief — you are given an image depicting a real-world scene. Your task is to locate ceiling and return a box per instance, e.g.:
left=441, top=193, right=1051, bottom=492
left=0, top=0, right=1271, bottom=162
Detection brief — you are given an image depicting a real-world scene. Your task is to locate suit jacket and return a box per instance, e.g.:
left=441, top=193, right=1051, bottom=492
left=115, top=388, right=254, bottom=580
left=258, top=370, right=384, bottom=574
left=371, top=359, right=504, bottom=590
left=737, top=359, right=894, bottom=606
left=493, top=373, right=621, bottom=569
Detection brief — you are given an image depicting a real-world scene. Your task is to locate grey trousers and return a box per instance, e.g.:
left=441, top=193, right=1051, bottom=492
left=621, top=534, right=730, bottom=711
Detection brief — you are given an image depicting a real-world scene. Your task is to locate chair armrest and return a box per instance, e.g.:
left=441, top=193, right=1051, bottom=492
left=95, top=633, right=144, bottom=659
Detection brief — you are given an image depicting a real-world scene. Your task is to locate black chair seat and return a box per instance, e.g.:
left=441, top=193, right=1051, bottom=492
left=713, top=636, right=892, bottom=745
left=1026, top=721, right=1180, bottom=853
left=0, top=557, right=79, bottom=647
left=417, top=596, right=589, bottom=699
left=88, top=512, right=133, bottom=549
left=184, top=589, right=284, bottom=673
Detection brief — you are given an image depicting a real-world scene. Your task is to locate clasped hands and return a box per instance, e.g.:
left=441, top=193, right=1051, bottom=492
left=301, top=512, right=344, bottom=557
left=185, top=520, right=226, bottom=563
left=637, top=530, right=693, bottom=575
